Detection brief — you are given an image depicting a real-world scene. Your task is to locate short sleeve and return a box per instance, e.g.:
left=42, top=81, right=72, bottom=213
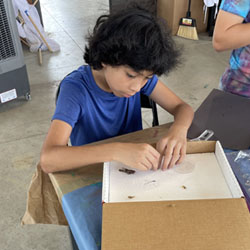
left=140, top=74, right=158, bottom=96
left=52, top=79, right=83, bottom=128
left=220, top=0, right=250, bottom=19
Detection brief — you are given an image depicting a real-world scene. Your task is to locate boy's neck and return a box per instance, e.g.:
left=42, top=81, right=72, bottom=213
left=91, top=68, right=112, bottom=93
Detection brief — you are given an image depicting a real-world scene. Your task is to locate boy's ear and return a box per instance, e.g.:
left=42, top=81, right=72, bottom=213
left=101, top=63, right=107, bottom=68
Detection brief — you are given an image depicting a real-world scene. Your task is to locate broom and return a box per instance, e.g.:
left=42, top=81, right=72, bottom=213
left=177, top=0, right=199, bottom=40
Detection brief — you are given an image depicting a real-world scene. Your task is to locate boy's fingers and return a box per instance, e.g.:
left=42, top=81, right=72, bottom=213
left=176, top=155, right=185, bottom=165
left=139, top=162, right=150, bottom=171
left=158, top=155, right=164, bottom=169
left=176, top=146, right=186, bottom=165
left=149, top=145, right=161, bottom=158
left=168, top=153, right=181, bottom=168
left=152, top=156, right=160, bottom=171
left=161, top=151, right=172, bottom=170
left=144, top=157, right=153, bottom=170
left=149, top=146, right=160, bottom=170
left=160, top=141, right=176, bottom=170
left=134, top=144, right=158, bottom=170
left=156, top=139, right=168, bottom=154
left=146, top=154, right=159, bottom=171
left=141, top=143, right=186, bottom=171
left=161, top=142, right=182, bottom=170
left=168, top=144, right=182, bottom=168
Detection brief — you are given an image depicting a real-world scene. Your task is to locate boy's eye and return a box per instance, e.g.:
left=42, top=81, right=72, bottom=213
left=126, top=73, right=136, bottom=78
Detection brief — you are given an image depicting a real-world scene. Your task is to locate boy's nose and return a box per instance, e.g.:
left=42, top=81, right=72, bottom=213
left=130, top=79, right=147, bottom=92
left=130, top=85, right=141, bottom=93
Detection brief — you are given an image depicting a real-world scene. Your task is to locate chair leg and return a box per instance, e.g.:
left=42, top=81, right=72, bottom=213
left=150, top=99, right=159, bottom=127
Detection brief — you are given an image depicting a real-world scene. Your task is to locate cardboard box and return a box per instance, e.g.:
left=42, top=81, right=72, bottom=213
left=102, top=141, right=250, bottom=250
left=157, top=0, right=207, bottom=35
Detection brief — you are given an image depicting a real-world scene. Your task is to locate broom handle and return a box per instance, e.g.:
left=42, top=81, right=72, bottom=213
left=187, top=0, right=191, bottom=18
left=33, top=0, right=39, bottom=6
left=24, top=10, right=53, bottom=52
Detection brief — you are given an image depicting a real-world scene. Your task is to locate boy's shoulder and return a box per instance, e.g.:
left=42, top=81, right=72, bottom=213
left=64, top=65, right=89, bottom=82
left=61, top=65, right=93, bottom=89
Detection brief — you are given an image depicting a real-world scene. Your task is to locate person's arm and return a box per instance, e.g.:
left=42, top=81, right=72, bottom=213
left=150, top=80, right=194, bottom=170
left=213, top=10, right=250, bottom=51
left=40, top=120, right=160, bottom=173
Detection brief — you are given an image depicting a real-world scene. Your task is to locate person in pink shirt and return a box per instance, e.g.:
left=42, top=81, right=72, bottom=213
left=213, top=0, right=250, bottom=97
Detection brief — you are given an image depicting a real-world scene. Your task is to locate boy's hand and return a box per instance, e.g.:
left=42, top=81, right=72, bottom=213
left=156, top=125, right=187, bottom=170
left=114, top=143, right=160, bottom=171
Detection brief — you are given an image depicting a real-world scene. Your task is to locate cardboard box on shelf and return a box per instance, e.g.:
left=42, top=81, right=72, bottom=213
left=102, top=141, right=250, bottom=250
left=157, top=0, right=207, bottom=35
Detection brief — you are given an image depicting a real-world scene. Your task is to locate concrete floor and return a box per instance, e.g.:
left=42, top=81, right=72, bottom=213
left=0, top=0, right=230, bottom=249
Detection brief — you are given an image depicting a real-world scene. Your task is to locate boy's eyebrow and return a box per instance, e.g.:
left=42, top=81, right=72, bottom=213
left=127, top=68, right=153, bottom=78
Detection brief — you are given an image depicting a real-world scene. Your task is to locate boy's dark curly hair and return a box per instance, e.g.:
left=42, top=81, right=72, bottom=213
left=84, top=6, right=180, bottom=76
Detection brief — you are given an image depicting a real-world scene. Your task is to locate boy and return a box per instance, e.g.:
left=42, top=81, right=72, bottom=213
left=40, top=6, right=194, bottom=173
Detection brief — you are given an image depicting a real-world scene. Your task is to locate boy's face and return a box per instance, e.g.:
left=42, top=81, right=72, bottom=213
left=102, top=65, right=153, bottom=98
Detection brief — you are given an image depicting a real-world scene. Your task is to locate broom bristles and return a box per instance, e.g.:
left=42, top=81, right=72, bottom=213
left=177, top=25, right=199, bottom=40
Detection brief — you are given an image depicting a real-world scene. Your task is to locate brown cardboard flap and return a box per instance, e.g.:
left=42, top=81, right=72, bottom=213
left=102, top=198, right=250, bottom=250
left=152, top=139, right=216, bottom=153
left=186, top=141, right=216, bottom=154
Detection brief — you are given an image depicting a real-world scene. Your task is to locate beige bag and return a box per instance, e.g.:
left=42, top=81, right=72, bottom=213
left=21, top=163, right=67, bottom=225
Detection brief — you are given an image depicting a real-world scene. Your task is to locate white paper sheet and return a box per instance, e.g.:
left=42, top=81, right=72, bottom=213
left=104, top=152, right=235, bottom=203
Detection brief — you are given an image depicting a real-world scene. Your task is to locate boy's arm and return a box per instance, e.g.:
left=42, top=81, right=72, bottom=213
left=213, top=10, right=250, bottom=51
left=40, top=120, right=160, bottom=173
left=150, top=80, right=194, bottom=169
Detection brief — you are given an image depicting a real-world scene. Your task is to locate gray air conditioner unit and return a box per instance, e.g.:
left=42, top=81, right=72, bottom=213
left=0, top=0, right=30, bottom=104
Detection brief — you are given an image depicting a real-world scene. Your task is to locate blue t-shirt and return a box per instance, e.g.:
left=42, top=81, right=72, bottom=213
left=220, top=0, right=250, bottom=97
left=52, top=65, right=158, bottom=146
